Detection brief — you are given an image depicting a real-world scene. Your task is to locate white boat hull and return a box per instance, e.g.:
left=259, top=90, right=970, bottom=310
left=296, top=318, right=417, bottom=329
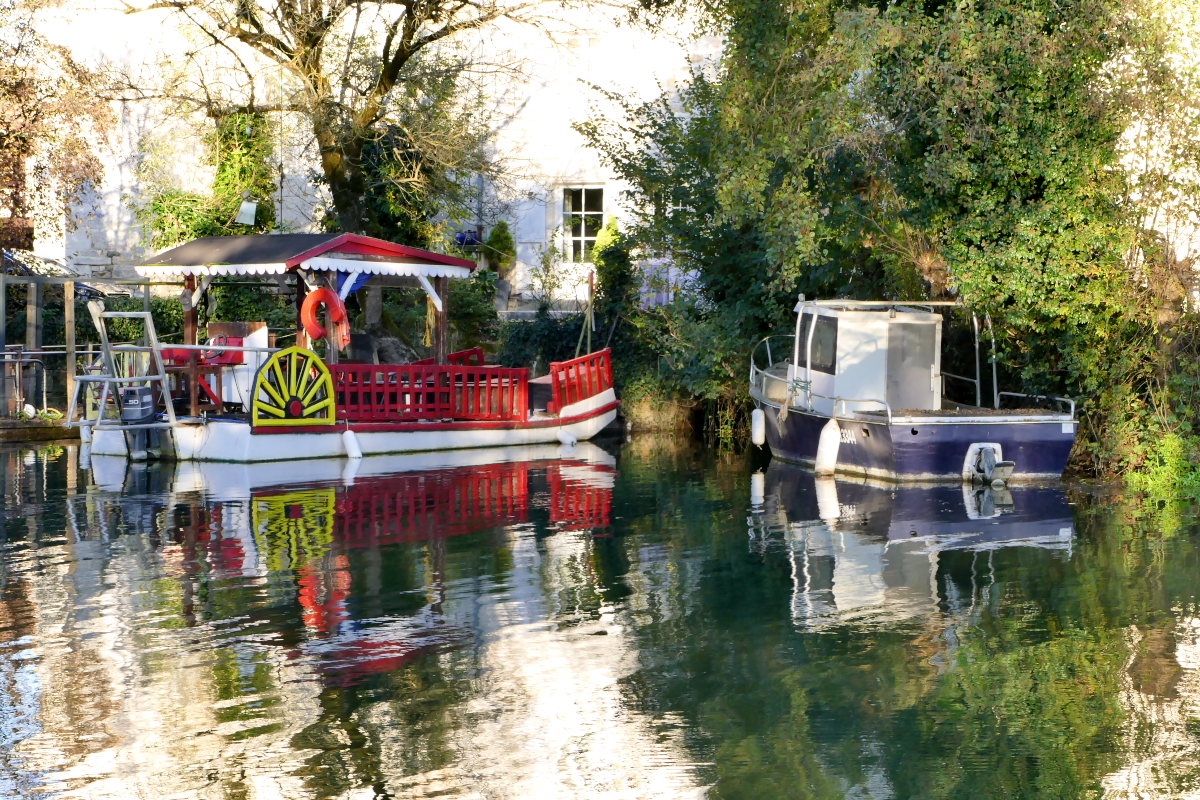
left=92, top=390, right=618, bottom=462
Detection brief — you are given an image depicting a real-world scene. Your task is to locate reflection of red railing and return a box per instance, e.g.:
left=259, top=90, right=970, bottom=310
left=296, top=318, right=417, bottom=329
left=546, top=462, right=614, bottom=531
left=336, top=463, right=531, bottom=544
left=547, top=349, right=614, bottom=415
left=333, top=364, right=529, bottom=422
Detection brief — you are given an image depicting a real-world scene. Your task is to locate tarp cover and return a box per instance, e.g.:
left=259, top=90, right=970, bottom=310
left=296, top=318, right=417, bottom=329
left=135, top=233, right=475, bottom=278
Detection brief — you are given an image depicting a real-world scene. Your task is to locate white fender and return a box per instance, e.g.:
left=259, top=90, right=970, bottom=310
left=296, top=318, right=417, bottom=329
left=815, top=417, right=841, bottom=475
left=557, top=429, right=578, bottom=448
left=341, top=456, right=361, bottom=485
left=750, top=471, right=765, bottom=506
left=751, top=408, right=766, bottom=447
left=342, top=429, right=363, bottom=459
left=815, top=477, right=841, bottom=522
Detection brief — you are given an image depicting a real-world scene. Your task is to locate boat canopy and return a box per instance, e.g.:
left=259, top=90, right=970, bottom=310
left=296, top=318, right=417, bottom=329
left=134, top=233, right=475, bottom=280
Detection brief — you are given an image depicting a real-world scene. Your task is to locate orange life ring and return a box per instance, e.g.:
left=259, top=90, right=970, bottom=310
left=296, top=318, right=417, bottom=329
left=301, top=288, right=351, bottom=351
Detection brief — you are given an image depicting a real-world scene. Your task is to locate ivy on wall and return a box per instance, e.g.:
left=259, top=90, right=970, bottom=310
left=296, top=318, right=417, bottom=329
left=133, top=112, right=278, bottom=251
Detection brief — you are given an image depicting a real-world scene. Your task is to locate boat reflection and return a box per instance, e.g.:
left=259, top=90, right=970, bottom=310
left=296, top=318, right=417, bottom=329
left=87, top=445, right=617, bottom=687
left=750, top=461, right=1074, bottom=628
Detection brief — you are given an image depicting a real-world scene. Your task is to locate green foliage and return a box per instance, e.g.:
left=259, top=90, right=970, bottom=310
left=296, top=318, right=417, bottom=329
left=581, top=0, right=1200, bottom=473
left=100, top=295, right=185, bottom=343
left=497, top=311, right=585, bottom=371
left=526, top=241, right=567, bottom=313
left=592, top=219, right=638, bottom=325
left=133, top=112, right=277, bottom=249
left=321, top=57, right=496, bottom=244
left=1125, top=433, right=1200, bottom=499
left=208, top=278, right=294, bottom=331
left=447, top=269, right=499, bottom=351
left=483, top=221, right=516, bottom=278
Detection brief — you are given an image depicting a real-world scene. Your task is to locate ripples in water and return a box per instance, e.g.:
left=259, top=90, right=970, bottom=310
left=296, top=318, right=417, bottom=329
left=0, top=438, right=1198, bottom=798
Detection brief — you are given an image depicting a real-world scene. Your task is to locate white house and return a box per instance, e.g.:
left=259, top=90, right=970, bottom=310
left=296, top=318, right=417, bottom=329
left=30, top=2, right=716, bottom=309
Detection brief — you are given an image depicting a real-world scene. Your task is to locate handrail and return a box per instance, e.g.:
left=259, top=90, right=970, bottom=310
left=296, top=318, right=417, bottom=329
left=749, top=335, right=796, bottom=382
left=829, top=395, right=893, bottom=424
left=749, top=363, right=892, bottom=423
left=448, top=346, right=486, bottom=367
left=332, top=362, right=530, bottom=422
left=997, top=391, right=1075, bottom=419
left=155, top=344, right=280, bottom=353
left=547, top=349, right=613, bottom=415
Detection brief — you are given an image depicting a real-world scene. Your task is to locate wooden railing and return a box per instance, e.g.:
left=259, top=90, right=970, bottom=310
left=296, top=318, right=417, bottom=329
left=406, top=347, right=485, bottom=367
left=333, top=363, right=529, bottom=422
left=448, top=346, right=486, bottom=366
left=547, top=348, right=614, bottom=415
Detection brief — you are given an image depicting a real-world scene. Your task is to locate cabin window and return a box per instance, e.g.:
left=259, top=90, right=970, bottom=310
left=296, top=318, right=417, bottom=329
left=797, top=313, right=838, bottom=375
left=563, top=187, right=604, bottom=262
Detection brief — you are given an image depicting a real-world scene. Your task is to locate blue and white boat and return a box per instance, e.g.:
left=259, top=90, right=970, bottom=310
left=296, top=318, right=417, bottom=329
left=748, top=300, right=1077, bottom=482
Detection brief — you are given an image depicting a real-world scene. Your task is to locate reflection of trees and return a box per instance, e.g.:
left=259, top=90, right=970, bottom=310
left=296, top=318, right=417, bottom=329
left=11, top=438, right=1200, bottom=798
left=606, top=447, right=1200, bottom=799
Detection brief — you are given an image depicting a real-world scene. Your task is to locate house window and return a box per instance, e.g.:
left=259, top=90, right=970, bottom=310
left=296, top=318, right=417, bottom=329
left=563, top=187, right=603, bottom=262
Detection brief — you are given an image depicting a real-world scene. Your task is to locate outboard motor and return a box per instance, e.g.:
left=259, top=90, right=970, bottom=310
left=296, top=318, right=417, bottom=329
left=120, top=386, right=160, bottom=461
left=971, top=444, right=1015, bottom=488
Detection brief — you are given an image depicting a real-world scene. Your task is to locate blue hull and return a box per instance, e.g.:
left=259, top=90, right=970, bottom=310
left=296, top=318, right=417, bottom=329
left=758, top=402, right=1075, bottom=481
left=761, top=461, right=1074, bottom=542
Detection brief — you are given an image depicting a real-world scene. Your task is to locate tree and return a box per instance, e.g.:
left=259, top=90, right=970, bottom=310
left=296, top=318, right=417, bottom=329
left=113, top=0, right=577, bottom=237
left=0, top=0, right=112, bottom=248
left=484, top=220, right=516, bottom=278
left=586, top=0, right=1200, bottom=475
left=133, top=112, right=278, bottom=249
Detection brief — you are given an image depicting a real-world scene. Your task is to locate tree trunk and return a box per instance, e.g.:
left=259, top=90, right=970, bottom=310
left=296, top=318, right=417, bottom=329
left=314, top=117, right=381, bottom=238
left=364, top=286, right=383, bottom=329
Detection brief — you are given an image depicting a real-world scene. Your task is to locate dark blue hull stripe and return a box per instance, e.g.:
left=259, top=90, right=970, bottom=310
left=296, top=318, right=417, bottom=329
left=758, top=401, right=1075, bottom=480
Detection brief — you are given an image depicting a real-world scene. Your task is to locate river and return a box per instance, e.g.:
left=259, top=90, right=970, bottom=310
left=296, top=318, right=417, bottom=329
left=1, top=436, right=1197, bottom=799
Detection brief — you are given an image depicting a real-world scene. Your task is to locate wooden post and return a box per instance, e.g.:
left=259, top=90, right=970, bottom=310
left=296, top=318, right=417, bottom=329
left=325, top=272, right=338, bottom=365
left=25, top=282, right=41, bottom=402
left=0, top=272, right=6, bottom=416
left=65, top=281, right=75, bottom=420
left=434, top=277, right=449, bottom=364
left=184, top=275, right=199, bottom=416
left=295, top=273, right=309, bottom=350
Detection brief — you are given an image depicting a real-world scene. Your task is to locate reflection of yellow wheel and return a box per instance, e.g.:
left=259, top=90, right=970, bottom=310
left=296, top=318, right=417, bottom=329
left=252, top=346, right=336, bottom=427
left=253, top=487, right=336, bottom=570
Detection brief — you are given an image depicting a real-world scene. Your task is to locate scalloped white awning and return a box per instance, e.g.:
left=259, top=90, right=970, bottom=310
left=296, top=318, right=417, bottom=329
left=135, top=258, right=471, bottom=279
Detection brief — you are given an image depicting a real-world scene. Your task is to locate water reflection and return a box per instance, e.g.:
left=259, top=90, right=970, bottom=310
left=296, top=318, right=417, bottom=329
left=2, top=440, right=1200, bottom=798
left=751, top=463, right=1075, bottom=628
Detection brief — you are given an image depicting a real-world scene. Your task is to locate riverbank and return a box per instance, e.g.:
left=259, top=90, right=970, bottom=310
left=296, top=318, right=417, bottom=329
left=0, top=419, right=78, bottom=442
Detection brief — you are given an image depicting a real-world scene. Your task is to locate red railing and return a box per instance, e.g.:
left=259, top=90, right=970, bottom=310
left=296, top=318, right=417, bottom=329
left=448, top=346, right=486, bottom=366
left=547, top=349, right=614, bottom=414
left=333, top=363, right=529, bottom=422
left=405, top=348, right=484, bottom=367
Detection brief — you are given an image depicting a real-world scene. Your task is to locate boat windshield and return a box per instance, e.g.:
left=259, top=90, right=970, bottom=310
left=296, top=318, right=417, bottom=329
left=797, top=313, right=837, bottom=375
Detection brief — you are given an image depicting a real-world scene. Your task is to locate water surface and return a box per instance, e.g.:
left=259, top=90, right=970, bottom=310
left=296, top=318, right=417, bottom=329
left=1, top=437, right=1198, bottom=799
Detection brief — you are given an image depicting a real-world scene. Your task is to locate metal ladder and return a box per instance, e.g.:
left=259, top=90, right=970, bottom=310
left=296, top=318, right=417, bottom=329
left=67, top=300, right=177, bottom=443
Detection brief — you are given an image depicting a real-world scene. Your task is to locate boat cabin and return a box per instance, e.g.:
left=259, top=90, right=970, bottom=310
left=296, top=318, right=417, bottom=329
left=788, top=301, right=945, bottom=416
left=754, top=300, right=955, bottom=417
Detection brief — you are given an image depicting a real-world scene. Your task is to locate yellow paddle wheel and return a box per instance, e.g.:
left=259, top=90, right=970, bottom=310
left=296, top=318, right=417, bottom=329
left=251, top=346, right=337, bottom=427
